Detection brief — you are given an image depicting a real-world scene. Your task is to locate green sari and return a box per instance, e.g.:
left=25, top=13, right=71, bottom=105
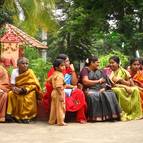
left=110, top=66, right=142, bottom=121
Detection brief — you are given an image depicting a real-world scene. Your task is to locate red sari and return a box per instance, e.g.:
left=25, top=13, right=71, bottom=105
left=130, top=70, right=143, bottom=111
left=43, top=67, right=87, bottom=122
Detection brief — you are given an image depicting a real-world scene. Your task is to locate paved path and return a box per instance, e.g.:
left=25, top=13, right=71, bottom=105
left=1, top=120, right=143, bottom=143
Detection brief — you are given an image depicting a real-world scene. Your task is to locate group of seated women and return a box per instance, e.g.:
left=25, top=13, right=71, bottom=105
left=43, top=54, right=143, bottom=123
left=0, top=54, right=143, bottom=124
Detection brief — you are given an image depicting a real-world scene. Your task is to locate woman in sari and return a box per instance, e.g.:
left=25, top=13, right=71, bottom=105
left=109, top=56, right=142, bottom=121
left=80, top=56, right=121, bottom=121
left=128, top=58, right=143, bottom=111
left=43, top=54, right=87, bottom=123
left=0, top=65, right=10, bottom=122
left=6, top=57, right=41, bottom=123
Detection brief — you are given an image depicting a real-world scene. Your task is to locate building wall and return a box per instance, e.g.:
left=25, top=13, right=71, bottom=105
left=0, top=42, right=20, bottom=67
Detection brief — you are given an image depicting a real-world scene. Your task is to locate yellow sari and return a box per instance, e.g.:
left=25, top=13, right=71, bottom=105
left=110, top=67, right=142, bottom=121
left=7, top=69, right=41, bottom=120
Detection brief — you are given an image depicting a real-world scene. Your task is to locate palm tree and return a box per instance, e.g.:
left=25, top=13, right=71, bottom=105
left=1, top=0, right=58, bottom=35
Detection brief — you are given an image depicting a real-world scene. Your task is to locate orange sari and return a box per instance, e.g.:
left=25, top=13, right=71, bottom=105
left=0, top=65, right=10, bottom=122
left=131, top=70, right=143, bottom=110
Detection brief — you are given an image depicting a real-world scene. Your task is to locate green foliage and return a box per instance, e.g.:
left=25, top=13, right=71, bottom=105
left=19, top=0, right=58, bottom=35
left=24, top=46, right=40, bottom=60
left=29, top=58, right=52, bottom=89
left=7, top=66, right=14, bottom=75
left=99, top=50, right=129, bottom=68
left=2, top=0, right=143, bottom=71
left=47, top=0, right=143, bottom=63
left=24, top=46, right=52, bottom=89
left=1, top=0, right=58, bottom=35
left=0, top=8, right=13, bottom=25
left=0, top=27, right=6, bottom=37
left=47, top=2, right=93, bottom=62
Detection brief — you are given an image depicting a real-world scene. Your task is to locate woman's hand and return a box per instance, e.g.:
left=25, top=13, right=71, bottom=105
left=70, top=64, right=75, bottom=72
left=98, top=78, right=105, bottom=84
left=99, top=88, right=105, bottom=93
left=112, top=76, right=123, bottom=83
left=117, top=78, right=124, bottom=84
left=12, top=86, right=22, bottom=94
left=0, top=89, right=4, bottom=96
left=77, top=83, right=83, bottom=89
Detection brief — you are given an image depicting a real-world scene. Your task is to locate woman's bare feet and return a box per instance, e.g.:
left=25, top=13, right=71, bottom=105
left=79, top=120, right=87, bottom=124
left=48, top=122, right=55, bottom=125
left=58, top=122, right=67, bottom=126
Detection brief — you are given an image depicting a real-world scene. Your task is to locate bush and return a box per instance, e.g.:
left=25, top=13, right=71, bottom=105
left=24, top=46, right=40, bottom=60
left=29, top=58, right=52, bottom=90
left=24, top=46, right=52, bottom=89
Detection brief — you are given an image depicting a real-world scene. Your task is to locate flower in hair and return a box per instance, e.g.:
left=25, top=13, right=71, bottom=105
left=86, top=58, right=89, bottom=64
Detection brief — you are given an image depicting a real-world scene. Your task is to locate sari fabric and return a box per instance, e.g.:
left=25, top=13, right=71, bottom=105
left=43, top=67, right=87, bottom=122
left=130, top=70, right=143, bottom=111
left=80, top=67, right=121, bottom=121
left=110, top=67, right=142, bottom=121
left=7, top=69, right=41, bottom=120
left=0, top=65, right=10, bottom=122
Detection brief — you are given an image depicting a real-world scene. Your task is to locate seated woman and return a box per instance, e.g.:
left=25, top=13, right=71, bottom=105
left=43, top=54, right=87, bottom=123
left=79, top=56, right=121, bottom=122
left=128, top=58, right=143, bottom=111
left=0, top=65, right=10, bottom=122
left=6, top=57, right=42, bottom=123
left=109, top=56, right=142, bottom=121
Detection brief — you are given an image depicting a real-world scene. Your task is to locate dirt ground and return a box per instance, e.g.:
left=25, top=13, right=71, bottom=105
left=0, top=119, right=143, bottom=143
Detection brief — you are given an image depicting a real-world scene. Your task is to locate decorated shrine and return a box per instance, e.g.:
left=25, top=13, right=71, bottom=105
left=0, top=23, right=48, bottom=68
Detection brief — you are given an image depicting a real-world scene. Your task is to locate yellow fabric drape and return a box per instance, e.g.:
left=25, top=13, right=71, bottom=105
left=110, top=67, right=142, bottom=121
left=7, top=69, right=41, bottom=120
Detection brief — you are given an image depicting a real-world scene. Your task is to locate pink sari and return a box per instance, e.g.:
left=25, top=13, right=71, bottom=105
left=0, top=65, right=10, bottom=122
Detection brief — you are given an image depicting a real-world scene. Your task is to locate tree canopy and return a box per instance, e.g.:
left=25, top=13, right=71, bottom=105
left=47, top=0, right=143, bottom=62
left=0, top=0, right=58, bottom=35
left=1, top=0, right=143, bottom=63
